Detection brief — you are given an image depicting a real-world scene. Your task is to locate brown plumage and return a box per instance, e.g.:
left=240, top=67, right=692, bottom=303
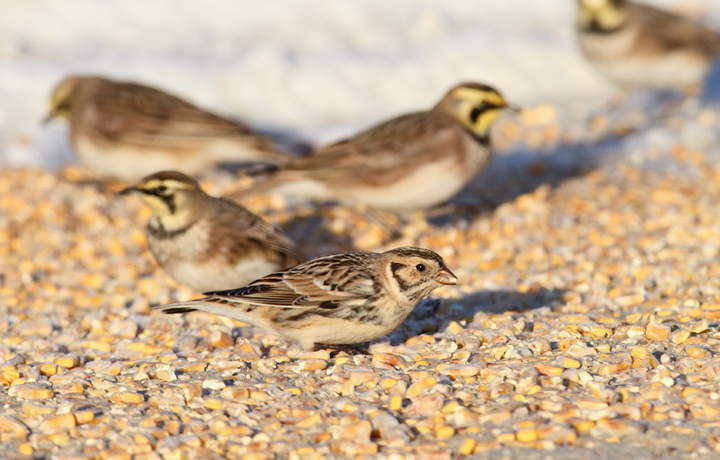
left=46, top=75, right=292, bottom=180
left=154, top=247, right=458, bottom=350
left=121, top=171, right=304, bottom=292
left=577, top=0, right=720, bottom=90
left=229, top=82, right=515, bottom=211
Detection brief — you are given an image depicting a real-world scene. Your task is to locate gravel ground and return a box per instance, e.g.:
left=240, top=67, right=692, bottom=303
left=3, top=103, right=720, bottom=459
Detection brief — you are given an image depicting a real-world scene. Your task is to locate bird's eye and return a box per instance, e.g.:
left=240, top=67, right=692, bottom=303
left=415, top=264, right=426, bottom=272
left=156, top=185, right=168, bottom=193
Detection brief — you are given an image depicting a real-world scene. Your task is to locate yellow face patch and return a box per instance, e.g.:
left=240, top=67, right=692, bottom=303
left=133, top=179, right=192, bottom=216
left=136, top=179, right=194, bottom=193
left=47, top=78, right=79, bottom=120
left=446, top=87, right=509, bottom=136
left=578, top=0, right=626, bottom=30
left=138, top=194, right=170, bottom=215
left=451, top=88, right=508, bottom=109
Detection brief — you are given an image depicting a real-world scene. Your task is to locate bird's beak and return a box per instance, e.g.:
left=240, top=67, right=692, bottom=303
left=41, top=112, right=55, bottom=125
left=506, top=103, right=522, bottom=113
left=119, top=186, right=138, bottom=196
left=434, top=267, right=458, bottom=286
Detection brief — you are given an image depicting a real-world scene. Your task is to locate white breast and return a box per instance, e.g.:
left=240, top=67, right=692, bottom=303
left=148, top=220, right=280, bottom=293
left=579, top=27, right=710, bottom=89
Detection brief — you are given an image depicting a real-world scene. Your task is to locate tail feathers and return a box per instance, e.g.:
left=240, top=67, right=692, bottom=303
left=159, top=306, right=199, bottom=315
left=223, top=173, right=290, bottom=202
left=152, top=300, right=207, bottom=315
left=224, top=171, right=331, bottom=204
left=210, top=135, right=294, bottom=167
left=153, top=298, right=255, bottom=324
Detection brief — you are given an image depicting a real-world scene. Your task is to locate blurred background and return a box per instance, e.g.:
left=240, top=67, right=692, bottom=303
left=2, top=0, right=719, bottom=172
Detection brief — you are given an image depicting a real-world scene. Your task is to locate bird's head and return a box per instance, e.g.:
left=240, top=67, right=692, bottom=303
left=435, top=82, right=517, bottom=142
left=577, top=0, right=628, bottom=32
left=45, top=76, right=86, bottom=123
left=383, top=247, right=457, bottom=304
left=120, top=171, right=205, bottom=230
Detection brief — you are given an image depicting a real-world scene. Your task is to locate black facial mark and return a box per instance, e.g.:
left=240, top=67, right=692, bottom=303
left=469, top=107, right=482, bottom=124
left=390, top=262, right=410, bottom=291
left=141, top=187, right=176, bottom=213
left=584, top=18, right=625, bottom=34
left=147, top=221, right=195, bottom=240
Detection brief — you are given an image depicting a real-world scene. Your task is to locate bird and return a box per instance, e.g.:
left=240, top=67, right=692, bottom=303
left=228, top=82, right=515, bottom=211
left=576, top=0, right=720, bottom=90
left=120, top=170, right=305, bottom=293
left=45, top=75, right=293, bottom=181
left=152, top=247, right=457, bottom=352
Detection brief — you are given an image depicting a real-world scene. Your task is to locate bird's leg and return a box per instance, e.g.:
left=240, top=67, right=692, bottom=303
left=361, top=206, right=404, bottom=241
left=314, top=344, right=370, bottom=356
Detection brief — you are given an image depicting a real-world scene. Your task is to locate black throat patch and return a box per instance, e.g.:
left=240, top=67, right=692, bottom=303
left=582, top=18, right=626, bottom=35
left=147, top=220, right=195, bottom=240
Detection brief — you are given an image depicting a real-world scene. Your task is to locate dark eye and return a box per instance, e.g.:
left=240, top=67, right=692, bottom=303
left=415, top=264, right=426, bottom=272
left=156, top=185, right=168, bottom=193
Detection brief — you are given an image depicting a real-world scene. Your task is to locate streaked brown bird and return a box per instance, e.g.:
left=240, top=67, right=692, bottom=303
left=153, top=247, right=457, bottom=351
left=46, top=75, right=292, bottom=180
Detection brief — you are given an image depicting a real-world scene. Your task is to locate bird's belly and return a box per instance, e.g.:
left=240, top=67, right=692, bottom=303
left=579, top=29, right=709, bottom=89
left=342, top=157, right=467, bottom=210
left=281, top=316, right=396, bottom=348
left=73, top=135, right=261, bottom=181
left=594, top=53, right=709, bottom=89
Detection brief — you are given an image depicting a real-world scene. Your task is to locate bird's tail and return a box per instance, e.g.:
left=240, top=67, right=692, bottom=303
left=223, top=171, right=296, bottom=202
left=210, top=134, right=296, bottom=167
left=152, top=297, right=255, bottom=324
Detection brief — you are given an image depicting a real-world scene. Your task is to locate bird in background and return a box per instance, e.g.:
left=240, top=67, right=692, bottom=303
left=153, top=247, right=457, bottom=352
left=120, top=171, right=304, bottom=293
left=45, top=75, right=294, bottom=181
left=576, top=0, right=720, bottom=91
left=228, top=82, right=517, bottom=211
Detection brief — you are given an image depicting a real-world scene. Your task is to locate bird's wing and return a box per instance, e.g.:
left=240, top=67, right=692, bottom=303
left=87, top=82, right=277, bottom=150
left=202, top=252, right=377, bottom=309
left=636, top=4, right=720, bottom=57
left=287, top=111, right=461, bottom=177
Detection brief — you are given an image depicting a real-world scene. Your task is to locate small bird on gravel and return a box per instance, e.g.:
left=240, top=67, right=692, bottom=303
left=45, top=75, right=292, bottom=180
left=576, top=0, right=720, bottom=91
left=228, top=82, right=515, bottom=211
left=120, top=171, right=304, bottom=293
left=153, top=247, right=457, bottom=352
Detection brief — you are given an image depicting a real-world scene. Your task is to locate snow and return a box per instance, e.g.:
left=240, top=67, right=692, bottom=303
left=1, top=0, right=719, bottom=169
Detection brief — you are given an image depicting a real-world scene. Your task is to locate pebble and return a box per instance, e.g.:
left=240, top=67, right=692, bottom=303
left=4, top=157, right=720, bottom=458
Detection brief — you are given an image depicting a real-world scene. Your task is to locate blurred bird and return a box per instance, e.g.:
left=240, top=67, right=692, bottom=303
left=153, top=247, right=457, bottom=351
left=46, top=76, right=292, bottom=180
left=576, top=0, right=720, bottom=90
left=121, top=171, right=304, bottom=292
left=228, top=82, right=515, bottom=211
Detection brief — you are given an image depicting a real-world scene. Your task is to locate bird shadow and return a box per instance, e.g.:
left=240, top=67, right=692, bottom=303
left=410, top=286, right=567, bottom=325
left=372, top=287, right=567, bottom=347
left=281, top=213, right=356, bottom=257
left=426, top=133, right=626, bottom=226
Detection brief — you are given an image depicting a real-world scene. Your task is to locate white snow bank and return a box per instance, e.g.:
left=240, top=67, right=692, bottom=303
left=0, top=0, right=718, bottom=168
